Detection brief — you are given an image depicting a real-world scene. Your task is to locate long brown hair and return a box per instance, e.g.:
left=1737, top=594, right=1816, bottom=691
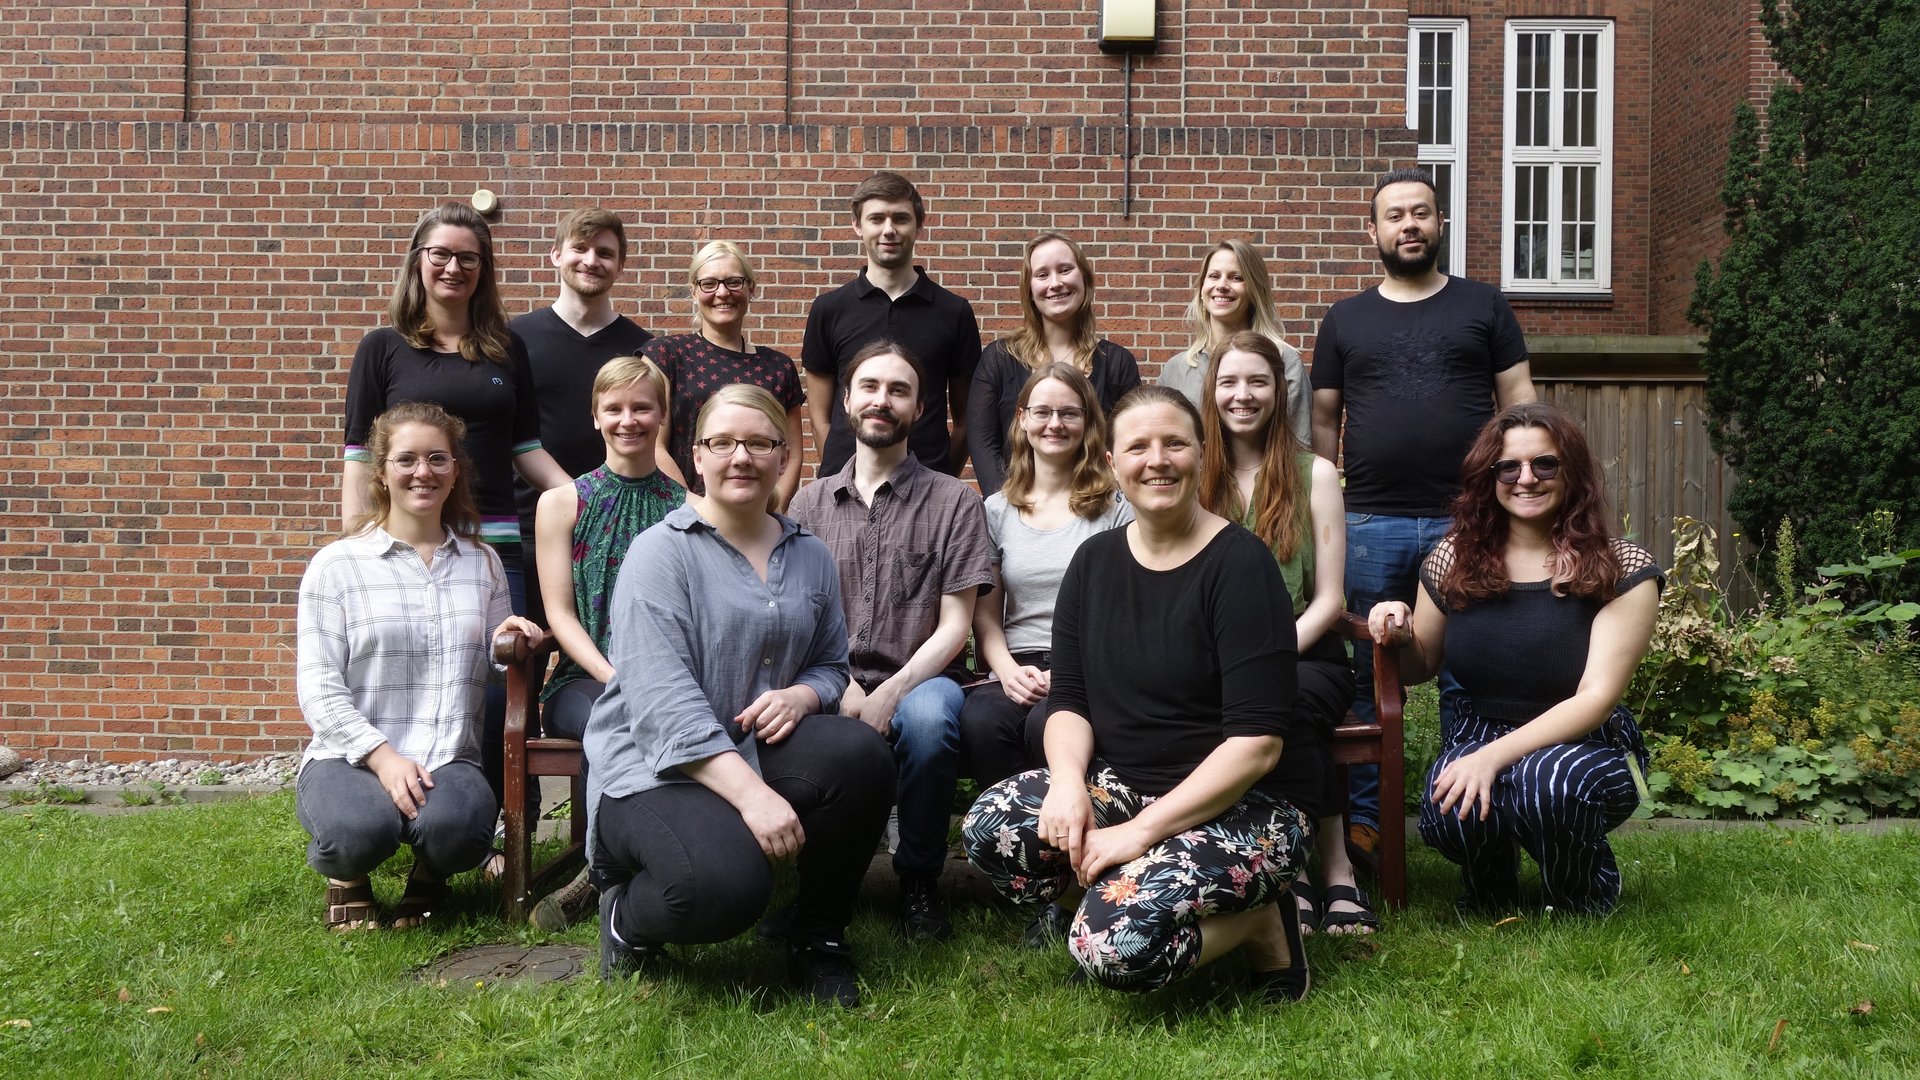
left=1000, top=363, right=1118, bottom=520
left=1179, top=239, right=1289, bottom=368
left=1441, top=401, right=1621, bottom=606
left=387, top=202, right=513, bottom=365
left=347, top=402, right=482, bottom=540
left=1005, top=233, right=1099, bottom=373
left=1199, top=331, right=1308, bottom=560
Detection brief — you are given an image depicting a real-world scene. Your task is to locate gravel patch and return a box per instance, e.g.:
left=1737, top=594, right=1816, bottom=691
left=1, top=753, right=299, bottom=792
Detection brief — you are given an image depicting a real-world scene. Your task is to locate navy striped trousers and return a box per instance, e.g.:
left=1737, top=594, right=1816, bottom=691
left=1418, top=698, right=1646, bottom=914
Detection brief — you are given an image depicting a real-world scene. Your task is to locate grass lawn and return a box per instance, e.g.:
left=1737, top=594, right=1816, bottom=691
left=1, top=796, right=1915, bottom=1079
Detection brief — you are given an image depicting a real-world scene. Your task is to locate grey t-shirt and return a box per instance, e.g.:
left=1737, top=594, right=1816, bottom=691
left=984, top=491, right=1134, bottom=656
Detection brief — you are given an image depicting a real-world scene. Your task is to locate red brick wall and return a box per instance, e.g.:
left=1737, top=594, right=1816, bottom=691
left=2, top=1, right=1432, bottom=759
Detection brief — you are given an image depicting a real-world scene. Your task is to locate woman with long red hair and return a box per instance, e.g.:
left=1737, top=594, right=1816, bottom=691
left=1369, top=401, right=1661, bottom=914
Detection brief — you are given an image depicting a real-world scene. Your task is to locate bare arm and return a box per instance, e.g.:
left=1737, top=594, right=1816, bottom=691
left=972, top=569, right=1047, bottom=706
left=341, top=459, right=371, bottom=528
left=776, top=405, right=805, bottom=511
left=678, top=750, right=805, bottom=860
left=1368, top=586, right=1448, bottom=687
left=1310, top=387, right=1343, bottom=462
left=805, top=370, right=836, bottom=472
left=1076, top=734, right=1284, bottom=885
left=1294, top=456, right=1347, bottom=651
left=1494, top=361, right=1537, bottom=408
left=534, top=484, right=612, bottom=683
left=513, top=448, right=571, bottom=491
left=848, top=591, right=977, bottom=734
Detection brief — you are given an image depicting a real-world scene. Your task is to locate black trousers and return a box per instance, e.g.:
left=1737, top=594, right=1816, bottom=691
left=593, top=714, right=895, bottom=946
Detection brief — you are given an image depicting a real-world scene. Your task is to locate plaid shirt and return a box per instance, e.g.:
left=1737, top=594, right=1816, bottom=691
left=788, top=454, right=995, bottom=689
left=296, top=527, right=509, bottom=773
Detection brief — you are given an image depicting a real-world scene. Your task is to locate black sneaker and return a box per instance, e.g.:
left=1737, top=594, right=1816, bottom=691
left=898, top=875, right=952, bottom=941
left=1020, top=902, right=1072, bottom=950
left=756, top=900, right=799, bottom=945
left=597, top=884, right=663, bottom=980
left=787, top=938, right=861, bottom=1008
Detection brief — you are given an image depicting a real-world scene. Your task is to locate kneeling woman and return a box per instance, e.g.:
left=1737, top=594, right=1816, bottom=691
left=584, top=384, right=895, bottom=1007
left=1369, top=402, right=1660, bottom=914
left=296, top=402, right=545, bottom=930
left=963, top=385, right=1323, bottom=999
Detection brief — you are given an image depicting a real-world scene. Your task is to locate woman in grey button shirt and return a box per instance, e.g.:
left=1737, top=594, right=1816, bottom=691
left=583, top=384, right=894, bottom=1008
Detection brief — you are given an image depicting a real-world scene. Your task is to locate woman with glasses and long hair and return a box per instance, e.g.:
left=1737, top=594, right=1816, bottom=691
left=1156, top=240, right=1309, bottom=441
left=967, top=233, right=1140, bottom=497
left=1199, top=331, right=1371, bottom=935
left=585, top=384, right=893, bottom=1008
left=298, top=402, right=544, bottom=931
left=343, top=202, right=570, bottom=812
left=964, top=386, right=1321, bottom=1001
left=958, top=363, right=1132, bottom=946
left=1369, top=401, right=1661, bottom=914
left=644, top=241, right=807, bottom=511
left=524, top=355, right=686, bottom=930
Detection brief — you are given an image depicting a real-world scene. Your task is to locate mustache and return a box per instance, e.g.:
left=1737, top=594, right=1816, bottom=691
left=859, top=407, right=899, bottom=423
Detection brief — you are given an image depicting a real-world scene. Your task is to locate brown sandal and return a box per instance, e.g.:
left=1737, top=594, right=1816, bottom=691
left=324, top=880, right=380, bottom=931
left=388, top=875, right=449, bottom=929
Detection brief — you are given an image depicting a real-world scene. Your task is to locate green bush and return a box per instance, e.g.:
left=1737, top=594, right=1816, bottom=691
left=1631, top=517, right=1920, bottom=821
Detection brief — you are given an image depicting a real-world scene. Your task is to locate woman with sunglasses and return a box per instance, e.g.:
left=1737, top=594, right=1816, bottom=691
left=967, top=233, right=1140, bottom=497
left=1200, top=331, right=1370, bottom=936
left=298, top=403, right=545, bottom=930
left=959, top=363, right=1132, bottom=948
left=964, top=386, right=1320, bottom=1001
left=585, top=384, right=893, bottom=1007
left=1156, top=240, right=1309, bottom=442
left=1369, top=402, right=1661, bottom=914
left=644, top=241, right=806, bottom=511
left=343, top=203, right=570, bottom=810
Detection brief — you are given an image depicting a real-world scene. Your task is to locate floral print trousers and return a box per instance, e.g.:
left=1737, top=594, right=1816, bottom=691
left=962, top=762, right=1310, bottom=992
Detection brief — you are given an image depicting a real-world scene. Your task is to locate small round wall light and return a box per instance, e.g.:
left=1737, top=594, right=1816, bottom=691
left=471, top=189, right=501, bottom=218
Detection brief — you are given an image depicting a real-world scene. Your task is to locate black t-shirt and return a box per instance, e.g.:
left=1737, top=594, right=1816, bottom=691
left=509, top=307, right=654, bottom=536
left=801, top=268, right=982, bottom=477
left=642, top=333, right=804, bottom=495
left=1422, top=538, right=1664, bottom=722
left=965, top=338, right=1141, bottom=497
left=343, top=327, right=540, bottom=548
left=1310, top=277, right=1528, bottom=516
left=1048, top=523, right=1321, bottom=810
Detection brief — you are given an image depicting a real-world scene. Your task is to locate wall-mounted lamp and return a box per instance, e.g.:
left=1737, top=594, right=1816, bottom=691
left=1097, top=1, right=1157, bottom=218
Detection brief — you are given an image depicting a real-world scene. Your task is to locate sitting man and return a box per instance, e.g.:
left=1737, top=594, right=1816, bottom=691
left=788, top=340, right=995, bottom=940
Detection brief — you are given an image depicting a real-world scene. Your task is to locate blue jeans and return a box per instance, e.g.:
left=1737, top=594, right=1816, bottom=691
left=1344, top=512, right=1458, bottom=829
left=887, top=676, right=966, bottom=879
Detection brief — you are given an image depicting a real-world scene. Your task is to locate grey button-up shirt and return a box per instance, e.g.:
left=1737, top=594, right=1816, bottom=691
left=584, top=505, right=849, bottom=828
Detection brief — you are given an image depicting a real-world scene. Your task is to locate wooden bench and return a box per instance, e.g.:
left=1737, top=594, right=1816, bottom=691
left=1329, top=611, right=1408, bottom=910
left=493, top=634, right=586, bottom=924
left=493, top=614, right=1407, bottom=918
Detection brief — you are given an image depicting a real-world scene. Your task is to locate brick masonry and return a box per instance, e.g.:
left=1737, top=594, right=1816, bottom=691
left=1, top=1, right=1767, bottom=758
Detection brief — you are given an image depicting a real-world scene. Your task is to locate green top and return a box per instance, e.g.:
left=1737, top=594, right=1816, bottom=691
left=542, top=465, right=686, bottom=701
left=1240, top=450, right=1319, bottom=618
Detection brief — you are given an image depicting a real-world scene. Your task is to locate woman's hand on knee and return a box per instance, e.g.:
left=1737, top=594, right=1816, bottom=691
left=1076, top=822, right=1151, bottom=887
left=1038, top=781, right=1095, bottom=871
left=1001, top=665, right=1048, bottom=707
left=1431, top=750, right=1499, bottom=821
left=739, top=787, right=805, bottom=861
left=736, top=687, right=814, bottom=745
left=364, top=743, right=433, bottom=820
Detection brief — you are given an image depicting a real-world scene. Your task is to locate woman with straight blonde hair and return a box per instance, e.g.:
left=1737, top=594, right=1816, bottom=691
left=968, top=233, right=1140, bottom=496
left=644, top=240, right=806, bottom=510
left=1157, top=240, right=1310, bottom=442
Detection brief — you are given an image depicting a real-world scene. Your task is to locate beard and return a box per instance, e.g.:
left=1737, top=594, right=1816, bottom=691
left=851, top=408, right=910, bottom=449
left=1377, top=234, right=1440, bottom=278
left=565, top=269, right=613, bottom=299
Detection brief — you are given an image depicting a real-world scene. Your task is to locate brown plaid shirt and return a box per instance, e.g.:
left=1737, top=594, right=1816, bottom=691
left=788, top=454, right=995, bottom=689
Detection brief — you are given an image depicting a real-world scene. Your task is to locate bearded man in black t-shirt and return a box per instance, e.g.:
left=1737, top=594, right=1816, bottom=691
left=1308, top=167, right=1536, bottom=894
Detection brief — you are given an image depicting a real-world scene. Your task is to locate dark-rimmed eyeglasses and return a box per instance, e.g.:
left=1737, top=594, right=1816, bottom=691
left=387, top=453, right=456, bottom=473
left=696, top=436, right=784, bottom=456
left=1022, top=406, right=1086, bottom=424
left=418, top=246, right=482, bottom=271
left=1492, top=455, right=1560, bottom=484
left=695, top=276, right=749, bottom=294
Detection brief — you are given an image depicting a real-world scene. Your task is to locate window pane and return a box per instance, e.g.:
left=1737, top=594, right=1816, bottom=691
left=1434, top=89, right=1452, bottom=144
left=1430, top=162, right=1454, bottom=274
left=1559, top=165, right=1597, bottom=280
left=1433, top=32, right=1453, bottom=87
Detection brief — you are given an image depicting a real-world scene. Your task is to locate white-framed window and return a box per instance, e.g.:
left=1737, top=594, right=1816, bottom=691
left=1408, top=18, right=1468, bottom=277
left=1502, top=20, right=1613, bottom=293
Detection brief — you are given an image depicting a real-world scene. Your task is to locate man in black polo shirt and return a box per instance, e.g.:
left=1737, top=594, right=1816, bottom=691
left=511, top=208, right=655, bottom=631
left=802, top=172, right=982, bottom=478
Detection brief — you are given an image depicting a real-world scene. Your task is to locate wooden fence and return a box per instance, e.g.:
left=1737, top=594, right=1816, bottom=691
left=1531, top=336, right=1758, bottom=612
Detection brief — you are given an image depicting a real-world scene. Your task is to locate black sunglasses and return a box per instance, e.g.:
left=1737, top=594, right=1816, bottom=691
left=1492, top=455, right=1560, bottom=484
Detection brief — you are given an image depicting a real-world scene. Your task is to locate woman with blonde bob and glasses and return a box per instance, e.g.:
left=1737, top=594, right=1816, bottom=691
left=644, top=241, right=807, bottom=510
left=297, top=402, right=545, bottom=931
left=1369, top=401, right=1661, bottom=914
left=1156, top=239, right=1310, bottom=442
left=584, top=384, right=894, bottom=1007
left=964, top=385, right=1321, bottom=1002
left=967, top=233, right=1141, bottom=496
